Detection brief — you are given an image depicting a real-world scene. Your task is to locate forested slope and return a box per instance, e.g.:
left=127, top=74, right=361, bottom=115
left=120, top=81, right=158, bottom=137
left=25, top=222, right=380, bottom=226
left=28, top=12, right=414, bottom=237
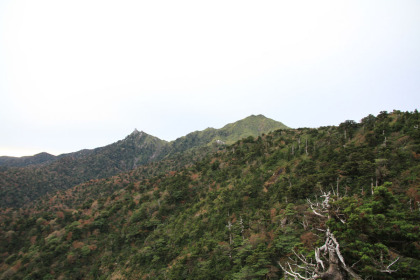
left=0, top=115, right=286, bottom=208
left=0, top=131, right=168, bottom=208
left=0, top=110, right=419, bottom=279
left=0, top=152, right=57, bottom=168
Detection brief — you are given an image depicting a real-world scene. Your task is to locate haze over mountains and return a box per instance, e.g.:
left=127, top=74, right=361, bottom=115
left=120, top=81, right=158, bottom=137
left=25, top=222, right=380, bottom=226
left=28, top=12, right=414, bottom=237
left=0, top=115, right=287, bottom=208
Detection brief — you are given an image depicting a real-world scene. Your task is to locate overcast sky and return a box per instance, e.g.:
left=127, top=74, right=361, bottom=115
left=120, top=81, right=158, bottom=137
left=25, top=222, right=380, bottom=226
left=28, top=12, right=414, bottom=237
left=1, top=0, right=419, bottom=157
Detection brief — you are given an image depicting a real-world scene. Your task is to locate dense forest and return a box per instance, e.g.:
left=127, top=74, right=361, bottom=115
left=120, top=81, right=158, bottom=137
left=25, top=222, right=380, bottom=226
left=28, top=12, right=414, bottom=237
left=0, top=115, right=287, bottom=208
left=0, top=110, right=419, bottom=279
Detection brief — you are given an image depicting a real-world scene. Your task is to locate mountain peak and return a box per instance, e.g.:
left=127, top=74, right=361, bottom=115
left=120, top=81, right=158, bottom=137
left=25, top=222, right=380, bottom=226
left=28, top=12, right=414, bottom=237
left=244, top=114, right=268, bottom=120
left=221, top=114, right=289, bottom=132
left=128, top=128, right=145, bottom=138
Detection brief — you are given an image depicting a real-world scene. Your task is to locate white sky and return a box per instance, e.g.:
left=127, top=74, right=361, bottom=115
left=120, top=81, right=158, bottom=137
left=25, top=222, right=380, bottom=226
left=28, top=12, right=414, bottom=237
left=1, top=0, right=419, bottom=157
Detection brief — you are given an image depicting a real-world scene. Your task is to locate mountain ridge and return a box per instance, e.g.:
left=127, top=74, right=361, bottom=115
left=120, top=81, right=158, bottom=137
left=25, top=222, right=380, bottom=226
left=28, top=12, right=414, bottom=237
left=0, top=152, right=57, bottom=167
left=0, top=114, right=286, bottom=165
left=0, top=114, right=287, bottom=208
left=1, top=110, right=418, bottom=279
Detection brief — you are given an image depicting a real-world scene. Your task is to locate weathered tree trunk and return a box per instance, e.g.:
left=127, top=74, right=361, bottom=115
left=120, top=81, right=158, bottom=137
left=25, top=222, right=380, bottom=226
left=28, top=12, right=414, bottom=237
left=280, top=192, right=364, bottom=280
left=315, top=249, right=344, bottom=280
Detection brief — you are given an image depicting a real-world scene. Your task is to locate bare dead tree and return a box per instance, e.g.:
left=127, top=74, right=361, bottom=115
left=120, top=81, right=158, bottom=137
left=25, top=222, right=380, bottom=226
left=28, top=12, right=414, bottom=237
left=239, top=216, right=245, bottom=240
left=279, top=192, right=361, bottom=279
left=226, top=220, right=233, bottom=245
left=279, top=191, right=399, bottom=279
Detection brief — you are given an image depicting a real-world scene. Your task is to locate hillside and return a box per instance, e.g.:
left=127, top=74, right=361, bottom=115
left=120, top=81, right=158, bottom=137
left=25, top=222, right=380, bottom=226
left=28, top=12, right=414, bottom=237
left=0, top=131, right=168, bottom=208
left=0, top=110, right=419, bottom=279
left=0, top=152, right=57, bottom=167
left=168, top=115, right=288, bottom=154
left=0, top=115, right=286, bottom=208
left=0, top=148, right=97, bottom=169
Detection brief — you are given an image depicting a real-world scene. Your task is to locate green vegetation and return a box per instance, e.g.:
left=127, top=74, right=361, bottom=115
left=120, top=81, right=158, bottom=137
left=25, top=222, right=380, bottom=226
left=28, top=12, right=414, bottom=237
left=0, top=152, right=57, bottom=168
left=169, top=114, right=288, bottom=154
left=0, top=115, right=286, bottom=208
left=0, top=110, right=419, bottom=279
